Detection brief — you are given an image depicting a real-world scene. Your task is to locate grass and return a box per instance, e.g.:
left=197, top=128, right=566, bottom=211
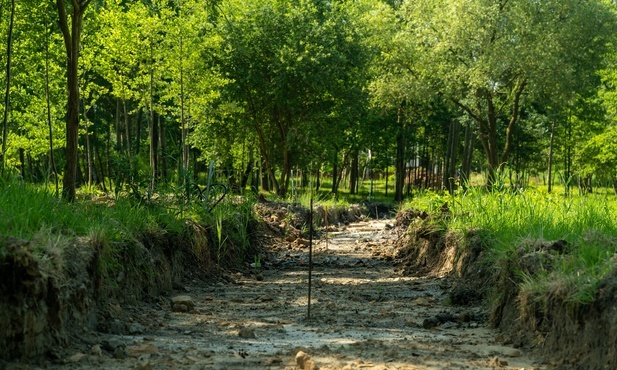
left=0, top=176, right=257, bottom=283
left=403, top=186, right=617, bottom=309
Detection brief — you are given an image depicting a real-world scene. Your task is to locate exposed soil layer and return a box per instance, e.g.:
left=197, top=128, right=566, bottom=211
left=491, top=241, right=617, bottom=370
left=2, top=215, right=545, bottom=370
left=394, top=210, right=617, bottom=370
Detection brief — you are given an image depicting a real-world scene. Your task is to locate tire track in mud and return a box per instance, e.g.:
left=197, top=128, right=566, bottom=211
left=47, top=220, right=546, bottom=370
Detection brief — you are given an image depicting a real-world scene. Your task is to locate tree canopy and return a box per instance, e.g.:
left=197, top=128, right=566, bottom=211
left=0, top=0, right=616, bottom=198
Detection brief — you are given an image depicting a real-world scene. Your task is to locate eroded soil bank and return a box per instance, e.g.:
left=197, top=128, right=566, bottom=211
left=2, top=215, right=546, bottom=369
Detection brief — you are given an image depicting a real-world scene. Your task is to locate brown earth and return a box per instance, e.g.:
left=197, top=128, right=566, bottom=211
left=1, top=207, right=546, bottom=370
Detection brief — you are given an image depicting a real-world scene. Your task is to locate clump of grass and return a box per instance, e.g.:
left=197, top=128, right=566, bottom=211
left=404, top=187, right=617, bottom=309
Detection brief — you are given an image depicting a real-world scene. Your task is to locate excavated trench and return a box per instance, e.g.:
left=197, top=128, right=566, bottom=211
left=1, top=212, right=548, bottom=370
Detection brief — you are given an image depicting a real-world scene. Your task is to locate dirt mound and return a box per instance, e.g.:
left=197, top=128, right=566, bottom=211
left=490, top=239, right=617, bottom=369
left=0, top=235, right=97, bottom=360
left=394, top=211, right=484, bottom=281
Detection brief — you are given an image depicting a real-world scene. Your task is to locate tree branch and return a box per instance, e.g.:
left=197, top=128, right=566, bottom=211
left=501, top=78, right=527, bottom=163
left=56, top=0, right=71, bottom=56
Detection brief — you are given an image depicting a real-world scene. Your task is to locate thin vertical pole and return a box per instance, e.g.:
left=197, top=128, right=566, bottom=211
left=308, top=194, right=313, bottom=319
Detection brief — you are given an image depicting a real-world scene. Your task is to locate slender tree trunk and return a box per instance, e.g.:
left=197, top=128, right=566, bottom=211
left=254, top=123, right=279, bottom=194
left=444, top=120, right=460, bottom=194
left=394, top=106, right=405, bottom=202
left=461, top=122, right=474, bottom=188
left=123, top=99, right=131, bottom=162
left=85, top=111, right=92, bottom=184
left=331, top=149, right=339, bottom=194
left=565, top=112, right=572, bottom=197
left=18, top=148, right=25, bottom=179
left=57, top=0, right=91, bottom=201
left=349, top=148, right=359, bottom=195
left=547, top=120, right=556, bottom=194
left=179, top=34, right=189, bottom=189
left=159, top=115, right=167, bottom=182
left=315, top=163, right=321, bottom=192
left=1, top=0, right=15, bottom=171
left=385, top=160, right=389, bottom=197
left=96, top=146, right=106, bottom=191
left=105, top=109, right=113, bottom=192
left=135, top=108, right=142, bottom=155
left=44, top=9, right=59, bottom=195
left=149, top=39, right=157, bottom=193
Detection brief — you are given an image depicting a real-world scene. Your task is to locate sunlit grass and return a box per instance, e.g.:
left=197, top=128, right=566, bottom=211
left=404, top=186, right=617, bottom=307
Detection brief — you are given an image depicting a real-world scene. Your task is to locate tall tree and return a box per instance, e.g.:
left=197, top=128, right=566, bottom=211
left=412, top=0, right=615, bottom=187
left=56, top=0, right=92, bottom=201
left=1, top=0, right=15, bottom=171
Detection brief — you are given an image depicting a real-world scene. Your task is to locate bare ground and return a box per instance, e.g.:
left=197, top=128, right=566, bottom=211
left=15, top=220, right=547, bottom=370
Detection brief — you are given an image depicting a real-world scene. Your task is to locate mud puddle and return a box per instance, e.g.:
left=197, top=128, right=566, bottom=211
left=37, top=220, right=545, bottom=369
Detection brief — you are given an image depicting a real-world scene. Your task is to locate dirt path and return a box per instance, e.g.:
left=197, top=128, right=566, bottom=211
left=49, top=220, right=546, bottom=370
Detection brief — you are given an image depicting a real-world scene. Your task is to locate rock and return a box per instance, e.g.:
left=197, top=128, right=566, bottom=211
left=257, top=294, right=274, bottom=302
left=297, top=238, right=311, bottom=247
left=296, top=351, right=319, bottom=370
left=113, top=346, right=129, bottom=359
left=459, top=311, right=471, bottom=323
left=265, top=357, right=282, bottom=365
left=238, top=327, right=256, bottom=338
left=127, top=344, right=159, bottom=356
left=129, top=322, right=145, bottom=334
left=422, top=317, right=440, bottom=329
left=101, top=339, right=124, bottom=352
left=135, top=360, right=154, bottom=370
left=489, top=356, right=508, bottom=367
left=171, top=295, right=195, bottom=312
left=68, top=353, right=88, bottom=363
left=415, top=297, right=430, bottom=306
left=435, top=312, right=455, bottom=323
left=90, top=344, right=102, bottom=356
left=109, top=319, right=125, bottom=334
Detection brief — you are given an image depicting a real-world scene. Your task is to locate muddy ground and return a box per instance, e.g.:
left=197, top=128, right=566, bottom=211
left=3, top=219, right=550, bottom=370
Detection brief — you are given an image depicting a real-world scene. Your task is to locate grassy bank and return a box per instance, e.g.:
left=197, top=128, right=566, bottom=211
left=404, top=187, right=617, bottom=309
left=0, top=177, right=257, bottom=291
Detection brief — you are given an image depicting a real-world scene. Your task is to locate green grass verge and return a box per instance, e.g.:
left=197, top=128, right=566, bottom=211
left=404, top=187, right=617, bottom=309
left=0, top=177, right=257, bottom=281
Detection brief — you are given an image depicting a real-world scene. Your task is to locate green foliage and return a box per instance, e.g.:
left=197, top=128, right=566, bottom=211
left=405, top=187, right=617, bottom=307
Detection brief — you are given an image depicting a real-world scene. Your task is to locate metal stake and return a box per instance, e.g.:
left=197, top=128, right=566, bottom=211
left=307, top=195, right=313, bottom=319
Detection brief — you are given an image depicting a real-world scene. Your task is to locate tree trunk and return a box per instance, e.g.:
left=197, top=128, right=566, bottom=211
left=349, top=148, right=359, bottom=195
left=315, top=164, right=321, bottom=192
left=547, top=120, right=556, bottom=194
left=85, top=114, right=92, bottom=184
left=1, top=0, right=15, bottom=171
left=331, top=149, right=339, bottom=194
left=57, top=0, right=91, bottom=201
left=149, top=40, right=157, bottom=193
left=44, top=9, right=59, bottom=195
left=394, top=106, right=405, bottom=202
left=254, top=123, right=279, bottom=194
left=461, top=122, right=474, bottom=188
left=444, top=120, right=460, bottom=194
left=159, top=115, right=167, bottom=182
left=135, top=108, right=143, bottom=155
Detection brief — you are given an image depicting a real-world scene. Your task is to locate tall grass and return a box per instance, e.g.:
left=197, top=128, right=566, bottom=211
left=404, top=187, right=617, bottom=307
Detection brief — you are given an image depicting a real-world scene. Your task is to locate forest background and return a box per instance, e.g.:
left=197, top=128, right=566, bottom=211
left=1, top=0, right=617, bottom=201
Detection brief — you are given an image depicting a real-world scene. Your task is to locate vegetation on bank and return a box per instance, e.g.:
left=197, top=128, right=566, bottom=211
left=0, top=177, right=257, bottom=294
left=404, top=186, right=617, bottom=310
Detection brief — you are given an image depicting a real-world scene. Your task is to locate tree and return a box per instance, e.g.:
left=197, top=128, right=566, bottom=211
left=1, top=0, right=15, bottom=171
left=56, top=0, right=93, bottom=201
left=413, top=0, right=615, bottom=187
left=214, top=0, right=369, bottom=196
